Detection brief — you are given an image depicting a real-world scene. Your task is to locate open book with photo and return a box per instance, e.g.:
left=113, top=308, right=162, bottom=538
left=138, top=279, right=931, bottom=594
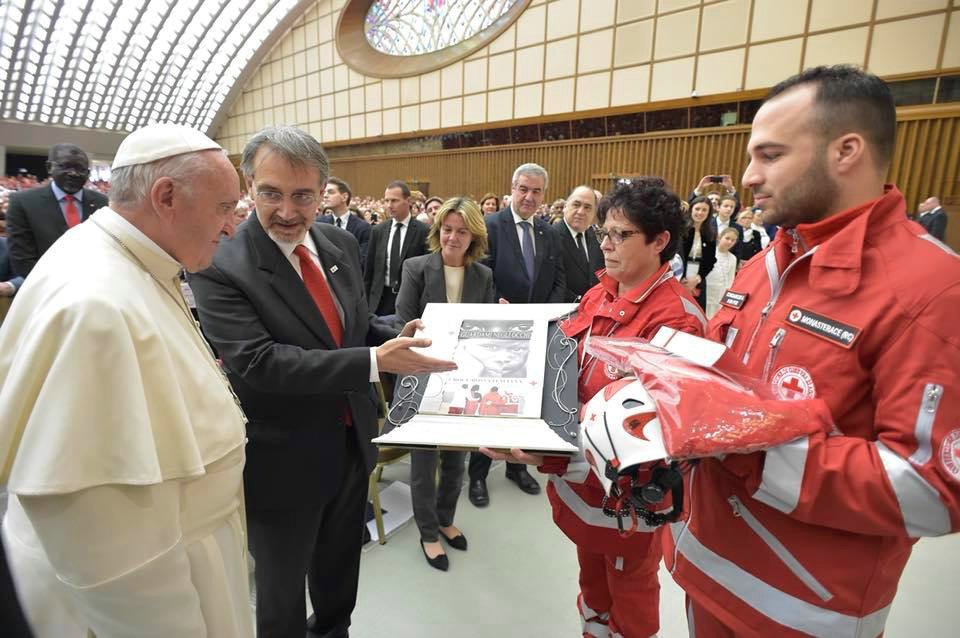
left=418, top=317, right=546, bottom=418
left=373, top=303, right=580, bottom=454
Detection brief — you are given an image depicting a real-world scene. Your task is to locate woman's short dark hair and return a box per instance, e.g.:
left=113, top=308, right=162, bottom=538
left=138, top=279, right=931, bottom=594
left=597, top=177, right=682, bottom=264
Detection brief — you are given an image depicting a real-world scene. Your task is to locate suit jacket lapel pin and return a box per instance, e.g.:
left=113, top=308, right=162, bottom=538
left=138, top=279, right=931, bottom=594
left=330, top=265, right=338, bottom=273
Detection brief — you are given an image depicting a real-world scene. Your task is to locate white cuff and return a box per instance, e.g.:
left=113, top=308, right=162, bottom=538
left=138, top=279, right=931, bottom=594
left=563, top=449, right=591, bottom=484
left=369, top=347, right=379, bottom=383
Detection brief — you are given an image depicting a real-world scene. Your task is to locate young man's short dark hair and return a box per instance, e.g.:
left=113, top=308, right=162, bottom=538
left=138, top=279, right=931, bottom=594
left=767, top=65, right=896, bottom=170
left=386, top=180, right=410, bottom=198
left=327, top=176, right=352, bottom=205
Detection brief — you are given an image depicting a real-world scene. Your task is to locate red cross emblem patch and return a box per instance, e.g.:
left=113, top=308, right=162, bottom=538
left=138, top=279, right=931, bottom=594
left=771, top=366, right=817, bottom=400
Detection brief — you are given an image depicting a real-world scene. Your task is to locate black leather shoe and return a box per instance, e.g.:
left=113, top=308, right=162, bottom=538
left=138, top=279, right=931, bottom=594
left=421, top=541, right=449, bottom=571
left=439, top=529, right=468, bottom=551
left=305, top=615, right=348, bottom=637
left=468, top=478, right=489, bottom=507
left=506, top=467, right=541, bottom=495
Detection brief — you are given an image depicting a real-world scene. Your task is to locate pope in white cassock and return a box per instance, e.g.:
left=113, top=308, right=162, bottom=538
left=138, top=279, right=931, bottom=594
left=0, top=124, right=254, bottom=637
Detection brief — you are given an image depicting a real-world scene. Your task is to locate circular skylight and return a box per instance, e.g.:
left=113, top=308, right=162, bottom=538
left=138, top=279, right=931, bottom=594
left=364, top=0, right=521, bottom=56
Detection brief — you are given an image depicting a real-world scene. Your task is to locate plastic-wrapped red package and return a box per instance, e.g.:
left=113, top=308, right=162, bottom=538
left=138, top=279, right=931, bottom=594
left=585, top=329, right=834, bottom=459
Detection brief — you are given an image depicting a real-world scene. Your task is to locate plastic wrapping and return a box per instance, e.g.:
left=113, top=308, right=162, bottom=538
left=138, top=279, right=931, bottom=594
left=585, top=334, right=834, bottom=459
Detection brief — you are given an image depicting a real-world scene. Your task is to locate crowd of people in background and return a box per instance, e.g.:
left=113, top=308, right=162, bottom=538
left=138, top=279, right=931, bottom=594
left=1, top=65, right=959, bottom=638
left=0, top=167, right=948, bottom=322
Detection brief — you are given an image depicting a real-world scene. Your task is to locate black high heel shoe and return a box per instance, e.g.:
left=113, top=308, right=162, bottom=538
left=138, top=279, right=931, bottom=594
left=420, top=541, right=449, bottom=571
left=439, top=529, right=468, bottom=551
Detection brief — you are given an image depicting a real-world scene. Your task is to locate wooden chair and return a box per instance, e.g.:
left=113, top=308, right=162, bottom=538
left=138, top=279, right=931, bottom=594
left=368, top=382, right=409, bottom=545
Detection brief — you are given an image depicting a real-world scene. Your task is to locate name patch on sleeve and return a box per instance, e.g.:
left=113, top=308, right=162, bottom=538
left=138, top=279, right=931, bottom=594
left=720, top=290, right=748, bottom=310
left=786, top=305, right=861, bottom=348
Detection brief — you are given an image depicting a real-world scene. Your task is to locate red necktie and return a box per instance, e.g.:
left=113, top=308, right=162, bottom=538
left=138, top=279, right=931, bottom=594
left=64, top=194, right=80, bottom=228
left=294, top=245, right=343, bottom=346
left=294, top=245, right=351, bottom=426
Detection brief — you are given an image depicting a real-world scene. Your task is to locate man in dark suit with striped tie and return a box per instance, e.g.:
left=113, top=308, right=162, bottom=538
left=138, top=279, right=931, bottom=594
left=467, top=162, right=567, bottom=506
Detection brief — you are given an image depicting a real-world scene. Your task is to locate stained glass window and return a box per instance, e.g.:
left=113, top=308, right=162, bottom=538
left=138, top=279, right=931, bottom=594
left=365, top=0, right=520, bottom=56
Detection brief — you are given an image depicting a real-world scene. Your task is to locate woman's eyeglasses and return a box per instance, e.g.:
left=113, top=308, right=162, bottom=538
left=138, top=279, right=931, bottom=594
left=594, top=227, right=641, bottom=245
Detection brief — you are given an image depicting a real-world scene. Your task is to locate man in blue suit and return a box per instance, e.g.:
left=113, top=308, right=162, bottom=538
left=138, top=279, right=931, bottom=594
left=0, top=214, right=24, bottom=302
left=318, top=177, right=370, bottom=267
left=467, top=162, right=567, bottom=507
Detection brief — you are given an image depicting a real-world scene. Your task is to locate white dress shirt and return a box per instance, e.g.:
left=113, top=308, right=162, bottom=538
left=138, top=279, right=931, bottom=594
left=272, top=232, right=380, bottom=382
left=384, top=216, right=409, bottom=286
left=565, top=221, right=590, bottom=262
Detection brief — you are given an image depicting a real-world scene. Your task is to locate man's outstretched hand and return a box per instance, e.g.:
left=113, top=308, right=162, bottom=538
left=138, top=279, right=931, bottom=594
left=376, top=319, right=457, bottom=374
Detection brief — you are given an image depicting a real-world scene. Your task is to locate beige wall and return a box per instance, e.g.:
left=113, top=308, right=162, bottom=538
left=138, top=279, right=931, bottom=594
left=214, top=0, right=960, bottom=153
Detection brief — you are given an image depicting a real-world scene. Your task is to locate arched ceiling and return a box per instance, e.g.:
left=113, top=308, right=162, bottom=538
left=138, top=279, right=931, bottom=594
left=0, top=0, right=312, bottom=139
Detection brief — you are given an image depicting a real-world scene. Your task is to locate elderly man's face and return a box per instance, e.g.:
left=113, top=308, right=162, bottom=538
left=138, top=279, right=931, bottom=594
left=174, top=152, right=241, bottom=272
left=250, top=148, right=324, bottom=244
left=511, top=173, right=545, bottom=219
left=563, top=187, right=596, bottom=233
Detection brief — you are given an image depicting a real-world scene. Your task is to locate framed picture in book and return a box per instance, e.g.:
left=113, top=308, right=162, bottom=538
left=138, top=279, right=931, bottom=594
left=373, top=303, right=580, bottom=454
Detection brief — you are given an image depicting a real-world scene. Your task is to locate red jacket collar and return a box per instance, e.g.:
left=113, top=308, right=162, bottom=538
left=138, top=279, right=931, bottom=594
left=780, top=186, right=904, bottom=295
left=598, top=263, right=672, bottom=304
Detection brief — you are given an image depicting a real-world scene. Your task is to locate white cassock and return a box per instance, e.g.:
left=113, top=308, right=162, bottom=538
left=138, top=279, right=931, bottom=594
left=0, top=208, right=253, bottom=638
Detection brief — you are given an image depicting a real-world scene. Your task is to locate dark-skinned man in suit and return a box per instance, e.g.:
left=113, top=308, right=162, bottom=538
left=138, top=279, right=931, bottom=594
left=6, top=143, right=108, bottom=277
left=551, top=184, right=604, bottom=302
left=468, top=162, right=567, bottom=507
left=189, top=126, right=455, bottom=638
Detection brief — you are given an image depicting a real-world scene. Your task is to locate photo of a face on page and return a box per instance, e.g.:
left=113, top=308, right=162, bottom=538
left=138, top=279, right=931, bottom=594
left=456, top=319, right=533, bottom=378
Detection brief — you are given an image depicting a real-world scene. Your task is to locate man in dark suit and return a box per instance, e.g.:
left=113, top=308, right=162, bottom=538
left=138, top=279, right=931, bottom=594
left=319, top=176, right=370, bottom=267
left=468, top=162, right=567, bottom=506
left=917, top=196, right=947, bottom=241
left=188, top=127, right=455, bottom=638
left=552, top=185, right=604, bottom=302
left=363, top=180, right=429, bottom=316
left=6, top=143, right=108, bottom=277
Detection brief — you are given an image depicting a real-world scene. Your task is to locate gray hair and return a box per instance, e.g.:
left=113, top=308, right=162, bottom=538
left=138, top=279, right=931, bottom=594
left=110, top=151, right=216, bottom=206
left=240, top=126, right=329, bottom=184
left=512, top=163, right=549, bottom=190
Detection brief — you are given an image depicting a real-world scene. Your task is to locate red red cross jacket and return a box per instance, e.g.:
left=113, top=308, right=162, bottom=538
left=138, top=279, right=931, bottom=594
left=543, top=263, right=706, bottom=554
left=665, top=186, right=960, bottom=637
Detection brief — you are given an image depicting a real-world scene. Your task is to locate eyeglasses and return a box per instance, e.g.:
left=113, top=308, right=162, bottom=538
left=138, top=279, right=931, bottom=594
left=255, top=190, right=318, bottom=208
left=594, top=227, right=642, bottom=245
left=49, top=162, right=90, bottom=175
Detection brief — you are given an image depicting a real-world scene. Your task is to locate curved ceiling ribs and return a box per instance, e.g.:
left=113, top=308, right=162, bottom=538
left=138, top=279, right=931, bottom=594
left=0, top=0, right=300, bottom=134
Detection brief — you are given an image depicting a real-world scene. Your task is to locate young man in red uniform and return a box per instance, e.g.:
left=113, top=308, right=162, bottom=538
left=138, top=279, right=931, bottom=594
left=667, top=65, right=960, bottom=636
left=486, top=178, right=707, bottom=637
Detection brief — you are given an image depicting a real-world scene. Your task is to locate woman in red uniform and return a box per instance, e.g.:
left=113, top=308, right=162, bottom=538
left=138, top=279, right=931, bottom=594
left=485, top=177, right=706, bottom=637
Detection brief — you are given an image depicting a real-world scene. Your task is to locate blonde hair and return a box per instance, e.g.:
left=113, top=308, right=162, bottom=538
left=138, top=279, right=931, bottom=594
left=427, top=197, right=489, bottom=266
